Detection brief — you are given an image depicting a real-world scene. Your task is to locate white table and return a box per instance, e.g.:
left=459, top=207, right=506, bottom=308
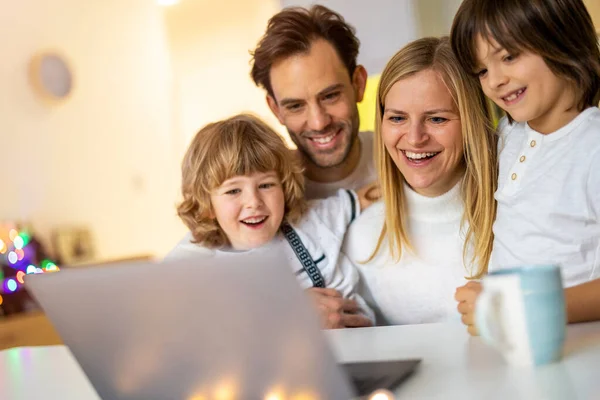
left=2, top=322, right=599, bottom=399
left=327, top=321, right=600, bottom=399
left=0, top=345, right=101, bottom=400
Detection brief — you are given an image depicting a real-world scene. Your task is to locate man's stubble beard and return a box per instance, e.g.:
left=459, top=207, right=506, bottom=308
left=288, top=109, right=360, bottom=169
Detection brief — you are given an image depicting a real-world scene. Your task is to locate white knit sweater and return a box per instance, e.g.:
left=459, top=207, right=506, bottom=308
left=342, top=182, right=472, bottom=325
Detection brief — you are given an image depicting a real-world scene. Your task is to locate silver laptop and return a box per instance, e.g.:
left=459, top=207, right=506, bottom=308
left=26, top=249, right=419, bottom=399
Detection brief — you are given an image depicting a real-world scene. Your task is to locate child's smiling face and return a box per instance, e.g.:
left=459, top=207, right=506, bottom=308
left=474, top=35, right=577, bottom=133
left=210, top=171, right=285, bottom=250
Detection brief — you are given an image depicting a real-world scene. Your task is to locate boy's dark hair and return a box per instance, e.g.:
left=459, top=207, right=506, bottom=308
left=250, top=5, right=360, bottom=99
left=451, top=0, right=600, bottom=110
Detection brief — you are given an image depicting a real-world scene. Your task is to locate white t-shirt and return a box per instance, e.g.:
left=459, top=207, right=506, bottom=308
left=304, top=131, right=377, bottom=199
left=342, top=182, right=470, bottom=325
left=490, top=107, right=600, bottom=287
left=166, top=189, right=374, bottom=322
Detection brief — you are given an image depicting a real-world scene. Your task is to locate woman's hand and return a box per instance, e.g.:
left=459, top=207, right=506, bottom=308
left=455, top=281, right=482, bottom=336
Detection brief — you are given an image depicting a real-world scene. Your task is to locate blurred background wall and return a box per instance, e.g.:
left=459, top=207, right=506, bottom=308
left=163, top=0, right=285, bottom=149
left=1, top=0, right=181, bottom=261
left=280, top=0, right=463, bottom=74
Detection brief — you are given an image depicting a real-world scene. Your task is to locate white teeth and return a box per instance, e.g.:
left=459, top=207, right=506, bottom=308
left=242, top=216, right=267, bottom=224
left=504, top=88, right=524, bottom=102
left=311, top=132, right=336, bottom=144
left=404, top=151, right=438, bottom=160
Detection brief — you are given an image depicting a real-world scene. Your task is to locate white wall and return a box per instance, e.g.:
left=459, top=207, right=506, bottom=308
left=163, top=0, right=287, bottom=150
left=280, top=0, right=420, bottom=75
left=280, top=0, right=464, bottom=75
left=0, top=0, right=184, bottom=260
left=584, top=0, right=600, bottom=33
left=413, top=0, right=462, bottom=38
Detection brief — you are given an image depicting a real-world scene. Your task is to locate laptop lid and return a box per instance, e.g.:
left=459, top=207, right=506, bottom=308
left=26, top=249, right=356, bottom=399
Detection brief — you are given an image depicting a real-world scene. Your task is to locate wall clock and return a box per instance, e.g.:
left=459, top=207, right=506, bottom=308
left=29, top=52, right=74, bottom=103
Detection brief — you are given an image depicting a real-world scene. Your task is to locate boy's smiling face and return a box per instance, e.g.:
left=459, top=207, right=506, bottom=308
left=210, top=171, right=285, bottom=250
left=474, top=35, right=577, bottom=133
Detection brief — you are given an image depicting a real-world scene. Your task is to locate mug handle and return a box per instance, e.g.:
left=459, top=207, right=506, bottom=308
left=476, top=288, right=510, bottom=350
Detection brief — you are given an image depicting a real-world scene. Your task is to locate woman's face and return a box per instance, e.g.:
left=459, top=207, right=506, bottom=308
left=381, top=68, right=465, bottom=197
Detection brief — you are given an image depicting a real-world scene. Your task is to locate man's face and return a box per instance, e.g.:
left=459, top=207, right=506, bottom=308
left=267, top=39, right=366, bottom=169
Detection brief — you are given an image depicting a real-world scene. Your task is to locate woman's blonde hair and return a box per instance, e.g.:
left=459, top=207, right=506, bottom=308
left=371, top=36, right=498, bottom=278
left=177, top=114, right=306, bottom=248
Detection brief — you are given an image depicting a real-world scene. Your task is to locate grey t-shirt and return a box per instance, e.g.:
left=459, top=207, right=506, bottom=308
left=304, top=131, right=377, bottom=200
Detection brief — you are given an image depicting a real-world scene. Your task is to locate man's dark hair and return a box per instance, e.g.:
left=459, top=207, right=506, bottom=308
left=250, top=5, right=360, bottom=98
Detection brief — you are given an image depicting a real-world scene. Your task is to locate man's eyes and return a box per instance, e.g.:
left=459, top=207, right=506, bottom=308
left=322, top=91, right=341, bottom=102
left=286, top=103, right=303, bottom=112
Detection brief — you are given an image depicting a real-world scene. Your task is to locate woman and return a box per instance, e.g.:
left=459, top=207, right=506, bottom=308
left=343, top=37, right=497, bottom=325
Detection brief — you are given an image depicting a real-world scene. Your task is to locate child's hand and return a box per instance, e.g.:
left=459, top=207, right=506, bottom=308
left=306, top=287, right=373, bottom=329
left=455, top=281, right=483, bottom=336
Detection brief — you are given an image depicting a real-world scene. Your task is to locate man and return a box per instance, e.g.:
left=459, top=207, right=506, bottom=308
left=250, top=5, right=376, bottom=200
left=250, top=5, right=377, bottom=328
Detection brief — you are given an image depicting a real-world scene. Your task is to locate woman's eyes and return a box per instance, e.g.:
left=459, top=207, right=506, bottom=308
left=388, top=116, right=406, bottom=123
left=387, top=116, right=448, bottom=124
left=429, top=117, right=448, bottom=124
left=225, top=189, right=241, bottom=195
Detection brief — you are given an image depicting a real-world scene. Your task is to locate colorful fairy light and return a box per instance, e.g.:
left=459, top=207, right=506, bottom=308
left=19, top=232, right=31, bottom=247
left=0, top=226, right=60, bottom=303
left=0, top=294, right=3, bottom=306
left=46, top=264, right=60, bottom=272
left=13, top=236, right=24, bottom=249
left=16, top=271, right=25, bottom=284
left=6, top=279, right=17, bottom=293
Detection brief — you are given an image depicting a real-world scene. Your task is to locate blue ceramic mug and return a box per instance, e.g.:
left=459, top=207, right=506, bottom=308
left=476, top=265, right=566, bottom=366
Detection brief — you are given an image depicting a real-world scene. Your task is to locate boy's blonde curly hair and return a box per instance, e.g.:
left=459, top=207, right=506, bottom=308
left=177, top=114, right=307, bottom=248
